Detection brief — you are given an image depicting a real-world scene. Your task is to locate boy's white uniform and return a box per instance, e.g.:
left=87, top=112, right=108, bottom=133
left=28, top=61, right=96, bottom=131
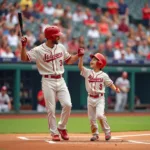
left=81, top=67, right=113, bottom=135
left=27, top=43, right=72, bottom=135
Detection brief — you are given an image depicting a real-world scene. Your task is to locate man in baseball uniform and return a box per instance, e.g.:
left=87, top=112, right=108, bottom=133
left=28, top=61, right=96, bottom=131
left=78, top=53, right=120, bottom=141
left=114, top=71, right=130, bottom=112
left=21, top=26, right=84, bottom=141
left=37, top=90, right=46, bottom=112
left=0, top=86, right=11, bottom=112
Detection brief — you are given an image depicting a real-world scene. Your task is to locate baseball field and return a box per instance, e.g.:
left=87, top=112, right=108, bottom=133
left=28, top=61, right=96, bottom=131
left=0, top=112, right=150, bottom=150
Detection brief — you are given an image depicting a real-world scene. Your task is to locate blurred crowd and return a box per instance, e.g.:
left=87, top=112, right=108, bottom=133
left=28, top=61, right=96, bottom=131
left=0, top=0, right=150, bottom=63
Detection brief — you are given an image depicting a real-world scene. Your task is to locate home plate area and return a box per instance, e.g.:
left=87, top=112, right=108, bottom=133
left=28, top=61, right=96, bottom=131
left=17, top=131, right=150, bottom=145
left=1, top=131, right=150, bottom=150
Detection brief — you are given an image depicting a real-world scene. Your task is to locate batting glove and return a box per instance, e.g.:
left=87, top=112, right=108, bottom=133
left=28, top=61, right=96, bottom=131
left=21, top=37, right=27, bottom=48
left=78, top=48, right=84, bottom=57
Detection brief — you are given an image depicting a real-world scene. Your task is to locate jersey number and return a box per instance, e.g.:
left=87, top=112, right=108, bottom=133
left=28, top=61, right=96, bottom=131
left=59, top=60, right=62, bottom=66
left=99, top=84, right=103, bottom=90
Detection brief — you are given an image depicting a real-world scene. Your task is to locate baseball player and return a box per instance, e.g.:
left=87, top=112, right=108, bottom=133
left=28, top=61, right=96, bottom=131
left=78, top=53, right=120, bottom=141
left=21, top=26, right=84, bottom=141
left=0, top=86, right=11, bottom=112
left=37, top=90, right=46, bottom=112
left=114, top=71, right=130, bottom=112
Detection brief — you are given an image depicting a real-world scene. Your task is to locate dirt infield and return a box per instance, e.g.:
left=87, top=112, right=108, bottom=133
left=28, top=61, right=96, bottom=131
left=0, top=131, right=150, bottom=150
left=0, top=113, right=150, bottom=150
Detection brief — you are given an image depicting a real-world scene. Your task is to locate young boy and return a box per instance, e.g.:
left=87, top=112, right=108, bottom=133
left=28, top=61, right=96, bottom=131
left=78, top=53, right=120, bottom=141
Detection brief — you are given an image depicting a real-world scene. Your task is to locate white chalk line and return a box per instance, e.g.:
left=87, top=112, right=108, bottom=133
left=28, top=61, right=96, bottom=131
left=45, top=140, right=56, bottom=144
left=113, top=133, right=150, bottom=138
left=17, top=136, right=29, bottom=140
left=128, top=140, right=150, bottom=145
left=17, top=133, right=150, bottom=145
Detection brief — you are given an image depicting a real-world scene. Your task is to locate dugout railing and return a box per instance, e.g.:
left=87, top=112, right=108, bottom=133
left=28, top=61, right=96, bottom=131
left=0, top=63, right=150, bottom=112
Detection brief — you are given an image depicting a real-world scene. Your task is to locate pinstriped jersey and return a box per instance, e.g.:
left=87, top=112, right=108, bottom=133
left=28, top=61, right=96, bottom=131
left=81, top=67, right=113, bottom=94
left=27, top=43, right=71, bottom=75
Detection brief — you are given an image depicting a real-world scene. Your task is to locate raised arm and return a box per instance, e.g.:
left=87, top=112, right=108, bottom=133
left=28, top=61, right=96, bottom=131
left=21, top=37, right=29, bottom=61
left=78, top=56, right=84, bottom=71
left=66, top=48, right=84, bottom=65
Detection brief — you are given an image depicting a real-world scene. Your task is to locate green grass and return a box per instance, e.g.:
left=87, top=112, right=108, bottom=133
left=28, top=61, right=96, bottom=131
left=0, top=116, right=150, bottom=133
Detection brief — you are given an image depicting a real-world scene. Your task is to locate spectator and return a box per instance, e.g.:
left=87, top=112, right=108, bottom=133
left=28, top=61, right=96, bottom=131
left=102, top=11, right=112, bottom=25
left=6, top=7, right=18, bottom=27
left=78, top=36, right=85, bottom=48
left=142, top=3, right=150, bottom=28
left=1, top=45, right=15, bottom=58
left=105, top=43, right=114, bottom=58
left=59, top=8, right=72, bottom=32
left=138, top=39, right=150, bottom=59
left=34, top=33, right=45, bottom=46
left=127, top=32, right=136, bottom=48
left=87, top=39, right=97, bottom=52
left=87, top=24, right=100, bottom=39
left=7, top=29, right=19, bottom=49
left=13, top=1, right=21, bottom=12
left=114, top=44, right=125, bottom=60
left=40, top=18, right=49, bottom=32
left=15, top=43, right=22, bottom=59
left=98, top=17, right=111, bottom=37
left=0, top=1, right=8, bottom=17
left=0, top=86, right=12, bottom=112
left=110, top=15, right=119, bottom=31
left=59, top=34, right=68, bottom=48
left=132, top=37, right=141, bottom=54
left=94, top=7, right=101, bottom=23
left=44, top=1, right=55, bottom=16
left=125, top=47, right=135, bottom=61
left=114, top=37, right=123, bottom=49
left=96, top=43, right=105, bottom=55
left=83, top=13, right=96, bottom=27
left=25, top=16, right=40, bottom=34
left=22, top=4, right=32, bottom=20
left=37, top=90, right=46, bottom=112
left=31, top=6, right=41, bottom=20
left=53, top=3, right=64, bottom=18
left=106, top=0, right=118, bottom=17
left=118, top=0, right=129, bottom=24
left=25, top=30, right=36, bottom=48
left=34, top=0, right=44, bottom=13
left=72, top=7, right=87, bottom=22
left=118, top=18, right=129, bottom=33
left=67, top=37, right=79, bottom=54
left=115, top=72, right=130, bottom=112
left=20, top=0, right=33, bottom=10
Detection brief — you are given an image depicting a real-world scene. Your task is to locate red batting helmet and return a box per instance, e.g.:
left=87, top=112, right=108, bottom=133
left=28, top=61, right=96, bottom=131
left=44, top=26, right=63, bottom=40
left=90, top=53, right=107, bottom=69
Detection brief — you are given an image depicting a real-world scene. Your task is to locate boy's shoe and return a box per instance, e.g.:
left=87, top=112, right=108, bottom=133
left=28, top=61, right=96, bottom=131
left=58, top=128, right=69, bottom=140
left=52, top=135, right=60, bottom=141
left=105, top=132, right=111, bottom=141
left=90, top=135, right=99, bottom=141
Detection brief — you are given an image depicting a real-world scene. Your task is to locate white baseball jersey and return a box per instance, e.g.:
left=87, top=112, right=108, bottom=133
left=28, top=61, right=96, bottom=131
left=0, top=93, right=10, bottom=104
left=115, top=77, right=130, bottom=93
left=81, top=67, right=113, bottom=94
left=27, top=43, right=71, bottom=75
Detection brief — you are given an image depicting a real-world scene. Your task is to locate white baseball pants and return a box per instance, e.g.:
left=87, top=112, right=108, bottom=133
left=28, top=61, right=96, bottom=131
left=42, top=77, right=72, bottom=135
left=115, top=93, right=128, bottom=112
left=88, top=95, right=110, bottom=136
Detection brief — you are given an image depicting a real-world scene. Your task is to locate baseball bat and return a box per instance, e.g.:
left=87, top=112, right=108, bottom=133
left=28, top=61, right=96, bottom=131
left=18, top=12, right=24, bottom=36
